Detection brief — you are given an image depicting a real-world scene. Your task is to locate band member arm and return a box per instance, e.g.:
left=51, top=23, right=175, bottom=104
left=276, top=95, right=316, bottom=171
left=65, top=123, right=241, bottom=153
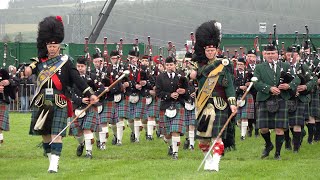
left=82, top=86, right=95, bottom=97
left=287, top=76, right=301, bottom=91
left=306, top=76, right=318, bottom=91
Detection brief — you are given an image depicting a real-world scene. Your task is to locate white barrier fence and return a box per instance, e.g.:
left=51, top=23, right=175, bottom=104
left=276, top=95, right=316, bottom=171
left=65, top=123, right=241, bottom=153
left=9, top=84, right=35, bottom=112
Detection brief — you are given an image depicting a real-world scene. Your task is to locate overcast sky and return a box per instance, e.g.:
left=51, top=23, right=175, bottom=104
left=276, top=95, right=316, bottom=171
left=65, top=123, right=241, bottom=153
left=0, top=0, right=9, bottom=9
left=0, top=0, right=110, bottom=9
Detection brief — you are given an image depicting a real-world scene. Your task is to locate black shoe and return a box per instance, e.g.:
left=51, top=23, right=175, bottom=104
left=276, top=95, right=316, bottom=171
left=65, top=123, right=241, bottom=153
left=96, top=140, right=100, bottom=149
left=255, top=129, right=259, bottom=137
left=156, top=130, right=161, bottom=138
left=48, top=170, right=57, bottom=173
left=76, top=143, right=85, bottom=157
left=189, top=145, right=195, bottom=151
left=112, top=135, right=117, bottom=145
left=307, top=136, right=313, bottom=144
left=168, top=146, right=173, bottom=156
left=248, top=129, right=253, bottom=137
left=261, top=143, right=274, bottom=159
left=85, top=150, right=92, bottom=159
left=130, top=132, right=135, bottom=143
left=183, top=139, right=190, bottom=150
left=293, top=149, right=299, bottom=153
left=146, top=135, right=154, bottom=141
left=172, top=152, right=178, bottom=160
left=285, top=139, right=292, bottom=150
left=274, top=152, right=281, bottom=160
left=240, top=136, right=245, bottom=141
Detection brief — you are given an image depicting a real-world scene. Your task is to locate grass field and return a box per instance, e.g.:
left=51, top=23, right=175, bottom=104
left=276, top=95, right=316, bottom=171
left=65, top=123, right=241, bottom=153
left=0, top=113, right=320, bottom=179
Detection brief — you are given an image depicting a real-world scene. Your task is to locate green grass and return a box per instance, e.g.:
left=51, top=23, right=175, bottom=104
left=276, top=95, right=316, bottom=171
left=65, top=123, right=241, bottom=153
left=1, top=113, right=320, bottom=179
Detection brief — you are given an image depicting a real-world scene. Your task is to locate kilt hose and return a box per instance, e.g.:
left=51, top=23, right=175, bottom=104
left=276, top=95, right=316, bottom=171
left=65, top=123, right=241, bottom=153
left=161, top=103, right=185, bottom=135
left=142, top=97, right=158, bottom=119
left=29, top=105, right=69, bottom=137
left=100, top=100, right=118, bottom=124
left=117, top=96, right=129, bottom=119
left=236, top=93, right=255, bottom=120
left=0, top=103, right=9, bottom=131
left=309, top=89, right=320, bottom=118
left=70, top=106, right=100, bottom=137
left=184, top=109, right=196, bottom=126
left=256, top=99, right=288, bottom=129
left=128, top=96, right=145, bottom=120
left=288, top=100, right=308, bottom=127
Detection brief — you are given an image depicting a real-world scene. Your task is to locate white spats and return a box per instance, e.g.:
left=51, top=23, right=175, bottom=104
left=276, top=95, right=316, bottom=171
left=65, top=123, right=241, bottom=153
left=0, top=133, right=3, bottom=145
left=116, top=121, right=124, bottom=144
left=84, top=133, right=94, bottom=151
left=134, top=120, right=142, bottom=142
left=47, top=153, right=52, bottom=163
left=211, top=153, right=221, bottom=172
left=99, top=126, right=108, bottom=144
left=241, top=121, right=248, bottom=138
left=147, top=121, right=156, bottom=136
left=189, top=131, right=195, bottom=148
left=48, top=154, right=60, bottom=173
left=204, top=154, right=213, bottom=170
left=172, top=136, right=180, bottom=154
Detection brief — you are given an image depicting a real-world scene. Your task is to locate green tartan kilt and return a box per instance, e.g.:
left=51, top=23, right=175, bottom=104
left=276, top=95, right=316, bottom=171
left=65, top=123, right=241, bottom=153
left=288, top=100, right=307, bottom=126
left=143, top=97, right=159, bottom=119
left=303, top=103, right=309, bottom=120
left=236, top=93, right=255, bottom=120
left=162, top=103, right=185, bottom=135
left=70, top=106, right=100, bottom=136
left=117, top=96, right=129, bottom=119
left=256, top=99, right=288, bottom=129
left=309, top=89, right=320, bottom=118
left=184, top=109, right=196, bottom=126
left=128, top=95, right=145, bottom=120
left=100, top=100, right=118, bottom=124
left=29, top=105, right=68, bottom=137
left=0, top=103, right=9, bottom=131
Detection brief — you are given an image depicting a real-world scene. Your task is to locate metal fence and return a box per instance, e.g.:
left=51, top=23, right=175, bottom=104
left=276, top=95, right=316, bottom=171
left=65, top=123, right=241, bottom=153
left=9, top=84, right=35, bottom=112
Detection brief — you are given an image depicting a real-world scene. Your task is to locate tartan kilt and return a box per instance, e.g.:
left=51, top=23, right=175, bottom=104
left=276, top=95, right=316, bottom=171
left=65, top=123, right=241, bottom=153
left=155, top=98, right=161, bottom=122
left=29, top=105, right=69, bottom=137
left=158, top=110, right=165, bottom=135
left=70, top=106, right=100, bottom=136
left=288, top=100, right=307, bottom=126
left=309, top=89, right=320, bottom=118
left=196, top=104, right=230, bottom=139
left=184, top=109, right=196, bottom=126
left=0, top=103, right=9, bottom=131
left=236, top=94, right=255, bottom=120
left=117, top=96, right=129, bottom=119
left=303, top=103, right=310, bottom=120
left=128, top=95, right=145, bottom=120
left=162, top=103, right=185, bottom=135
left=100, top=100, right=118, bottom=124
left=143, top=97, right=158, bottom=119
left=256, top=99, right=288, bottom=129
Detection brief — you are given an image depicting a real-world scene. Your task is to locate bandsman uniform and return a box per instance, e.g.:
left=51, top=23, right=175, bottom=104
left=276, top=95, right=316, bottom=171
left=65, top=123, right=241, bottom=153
left=156, top=56, right=188, bottom=160
left=254, top=44, right=300, bottom=160
left=26, top=16, right=98, bottom=173
left=70, top=57, right=102, bottom=158
left=192, top=20, right=237, bottom=171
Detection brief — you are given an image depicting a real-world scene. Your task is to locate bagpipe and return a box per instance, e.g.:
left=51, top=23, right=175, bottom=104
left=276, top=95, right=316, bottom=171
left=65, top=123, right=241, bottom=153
left=84, top=37, right=92, bottom=81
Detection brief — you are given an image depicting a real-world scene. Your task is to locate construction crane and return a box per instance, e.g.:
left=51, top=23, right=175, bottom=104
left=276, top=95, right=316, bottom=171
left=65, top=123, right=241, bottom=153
left=88, top=0, right=117, bottom=43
